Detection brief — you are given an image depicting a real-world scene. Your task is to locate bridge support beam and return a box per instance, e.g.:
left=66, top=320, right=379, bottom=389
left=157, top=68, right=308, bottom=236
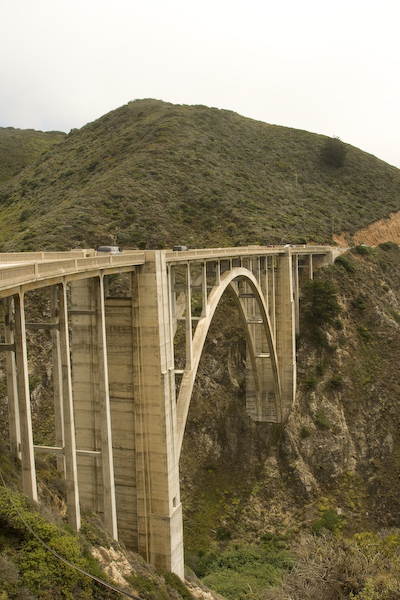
left=132, top=251, right=184, bottom=579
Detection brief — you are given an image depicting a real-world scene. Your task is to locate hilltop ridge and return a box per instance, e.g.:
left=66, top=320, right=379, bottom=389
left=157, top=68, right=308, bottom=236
left=0, top=99, right=399, bottom=251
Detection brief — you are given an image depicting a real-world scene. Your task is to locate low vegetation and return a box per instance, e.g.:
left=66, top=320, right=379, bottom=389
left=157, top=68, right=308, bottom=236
left=0, top=99, right=399, bottom=251
left=0, top=127, right=64, bottom=186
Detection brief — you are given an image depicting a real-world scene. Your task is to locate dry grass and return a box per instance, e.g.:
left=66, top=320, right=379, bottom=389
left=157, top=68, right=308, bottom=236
left=265, top=531, right=400, bottom=600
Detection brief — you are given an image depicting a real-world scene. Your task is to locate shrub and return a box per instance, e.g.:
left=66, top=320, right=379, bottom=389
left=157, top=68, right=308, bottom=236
left=300, top=426, right=311, bottom=438
left=197, top=542, right=293, bottom=600
left=216, top=527, right=232, bottom=541
left=162, top=572, right=194, bottom=600
left=312, top=509, right=343, bottom=534
left=351, top=244, right=371, bottom=256
left=379, top=241, right=399, bottom=252
left=327, top=375, right=343, bottom=390
left=351, top=295, right=366, bottom=310
left=335, top=254, right=355, bottom=272
left=271, top=531, right=400, bottom=600
left=301, top=279, right=341, bottom=343
left=320, top=136, right=347, bottom=168
left=125, top=574, right=169, bottom=600
left=357, top=325, right=372, bottom=342
left=302, top=375, right=318, bottom=390
left=316, top=409, right=330, bottom=429
left=0, top=487, right=114, bottom=599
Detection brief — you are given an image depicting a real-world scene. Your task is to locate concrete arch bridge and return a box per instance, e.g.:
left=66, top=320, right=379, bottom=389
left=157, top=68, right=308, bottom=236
left=0, top=245, right=341, bottom=578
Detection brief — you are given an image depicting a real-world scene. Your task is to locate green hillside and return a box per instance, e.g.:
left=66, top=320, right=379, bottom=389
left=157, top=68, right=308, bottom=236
left=2, top=100, right=400, bottom=599
left=0, top=127, right=65, bottom=186
left=0, top=99, right=399, bottom=251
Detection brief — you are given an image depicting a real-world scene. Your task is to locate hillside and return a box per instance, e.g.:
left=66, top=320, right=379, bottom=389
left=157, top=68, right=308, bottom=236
left=1, top=101, right=400, bottom=598
left=0, top=127, right=65, bottom=186
left=0, top=99, right=399, bottom=251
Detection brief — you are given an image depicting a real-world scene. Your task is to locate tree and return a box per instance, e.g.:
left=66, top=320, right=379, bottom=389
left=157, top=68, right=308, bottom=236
left=301, top=279, right=341, bottom=342
left=320, top=136, right=347, bottom=168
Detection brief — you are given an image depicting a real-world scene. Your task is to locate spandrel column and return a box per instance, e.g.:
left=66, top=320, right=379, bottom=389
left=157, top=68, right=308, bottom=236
left=14, top=291, right=37, bottom=501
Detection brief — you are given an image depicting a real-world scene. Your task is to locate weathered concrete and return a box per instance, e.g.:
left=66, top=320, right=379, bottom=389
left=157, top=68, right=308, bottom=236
left=0, top=245, right=341, bottom=578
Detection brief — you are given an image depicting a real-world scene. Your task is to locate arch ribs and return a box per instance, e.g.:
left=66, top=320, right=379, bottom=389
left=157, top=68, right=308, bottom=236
left=170, top=253, right=296, bottom=455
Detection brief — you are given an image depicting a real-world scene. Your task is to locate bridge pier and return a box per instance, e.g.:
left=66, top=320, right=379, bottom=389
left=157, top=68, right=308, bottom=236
left=132, top=251, right=184, bottom=578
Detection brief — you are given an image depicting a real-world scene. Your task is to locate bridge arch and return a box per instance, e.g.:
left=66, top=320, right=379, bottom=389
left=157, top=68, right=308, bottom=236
left=175, top=266, right=282, bottom=455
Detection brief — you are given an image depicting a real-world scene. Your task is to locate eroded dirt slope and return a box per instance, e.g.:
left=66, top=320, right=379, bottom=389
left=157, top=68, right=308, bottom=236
left=348, top=210, right=400, bottom=246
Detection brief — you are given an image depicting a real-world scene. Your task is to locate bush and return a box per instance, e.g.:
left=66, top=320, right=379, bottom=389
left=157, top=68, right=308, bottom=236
left=379, top=241, right=399, bottom=252
left=300, top=426, right=311, bottom=438
left=357, top=325, right=372, bottom=342
left=301, top=375, right=318, bottom=390
left=316, top=409, right=330, bottom=429
left=312, top=509, right=343, bottom=534
left=270, top=531, right=400, bottom=600
left=351, top=295, right=366, bottom=310
left=0, top=487, right=115, bottom=600
left=335, top=254, right=355, bottom=272
left=327, top=375, right=343, bottom=390
left=320, top=136, right=347, bottom=168
left=351, top=244, right=371, bottom=256
left=301, top=279, right=341, bottom=343
left=197, top=542, right=293, bottom=600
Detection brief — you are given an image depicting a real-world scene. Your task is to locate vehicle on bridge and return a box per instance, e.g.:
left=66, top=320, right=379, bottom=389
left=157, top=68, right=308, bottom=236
left=96, top=246, right=123, bottom=254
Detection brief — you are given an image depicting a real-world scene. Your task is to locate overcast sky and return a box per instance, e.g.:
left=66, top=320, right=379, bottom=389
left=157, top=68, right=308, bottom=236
left=2, top=0, right=399, bottom=168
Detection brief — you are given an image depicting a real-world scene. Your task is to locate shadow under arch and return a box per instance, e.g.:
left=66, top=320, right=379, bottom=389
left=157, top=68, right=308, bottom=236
left=176, top=266, right=282, bottom=456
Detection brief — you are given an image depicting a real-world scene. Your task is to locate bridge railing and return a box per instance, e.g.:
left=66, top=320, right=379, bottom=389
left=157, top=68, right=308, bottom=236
left=0, top=252, right=146, bottom=294
left=165, top=245, right=336, bottom=262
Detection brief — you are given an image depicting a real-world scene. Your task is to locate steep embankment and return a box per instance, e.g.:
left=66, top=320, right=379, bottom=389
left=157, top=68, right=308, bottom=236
left=0, top=99, right=399, bottom=251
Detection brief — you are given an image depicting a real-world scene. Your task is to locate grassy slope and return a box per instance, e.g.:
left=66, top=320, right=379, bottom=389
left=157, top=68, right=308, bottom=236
left=0, top=127, right=65, bottom=186
left=0, top=99, right=399, bottom=251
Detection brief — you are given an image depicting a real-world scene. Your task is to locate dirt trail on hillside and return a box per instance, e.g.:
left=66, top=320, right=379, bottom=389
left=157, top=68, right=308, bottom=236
left=334, top=210, right=400, bottom=246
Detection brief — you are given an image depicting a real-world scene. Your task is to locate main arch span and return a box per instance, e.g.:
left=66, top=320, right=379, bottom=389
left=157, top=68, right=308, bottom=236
left=0, top=245, right=341, bottom=579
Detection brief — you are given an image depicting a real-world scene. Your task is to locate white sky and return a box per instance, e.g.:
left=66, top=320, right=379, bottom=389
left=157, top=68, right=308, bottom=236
left=1, top=0, right=399, bottom=168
